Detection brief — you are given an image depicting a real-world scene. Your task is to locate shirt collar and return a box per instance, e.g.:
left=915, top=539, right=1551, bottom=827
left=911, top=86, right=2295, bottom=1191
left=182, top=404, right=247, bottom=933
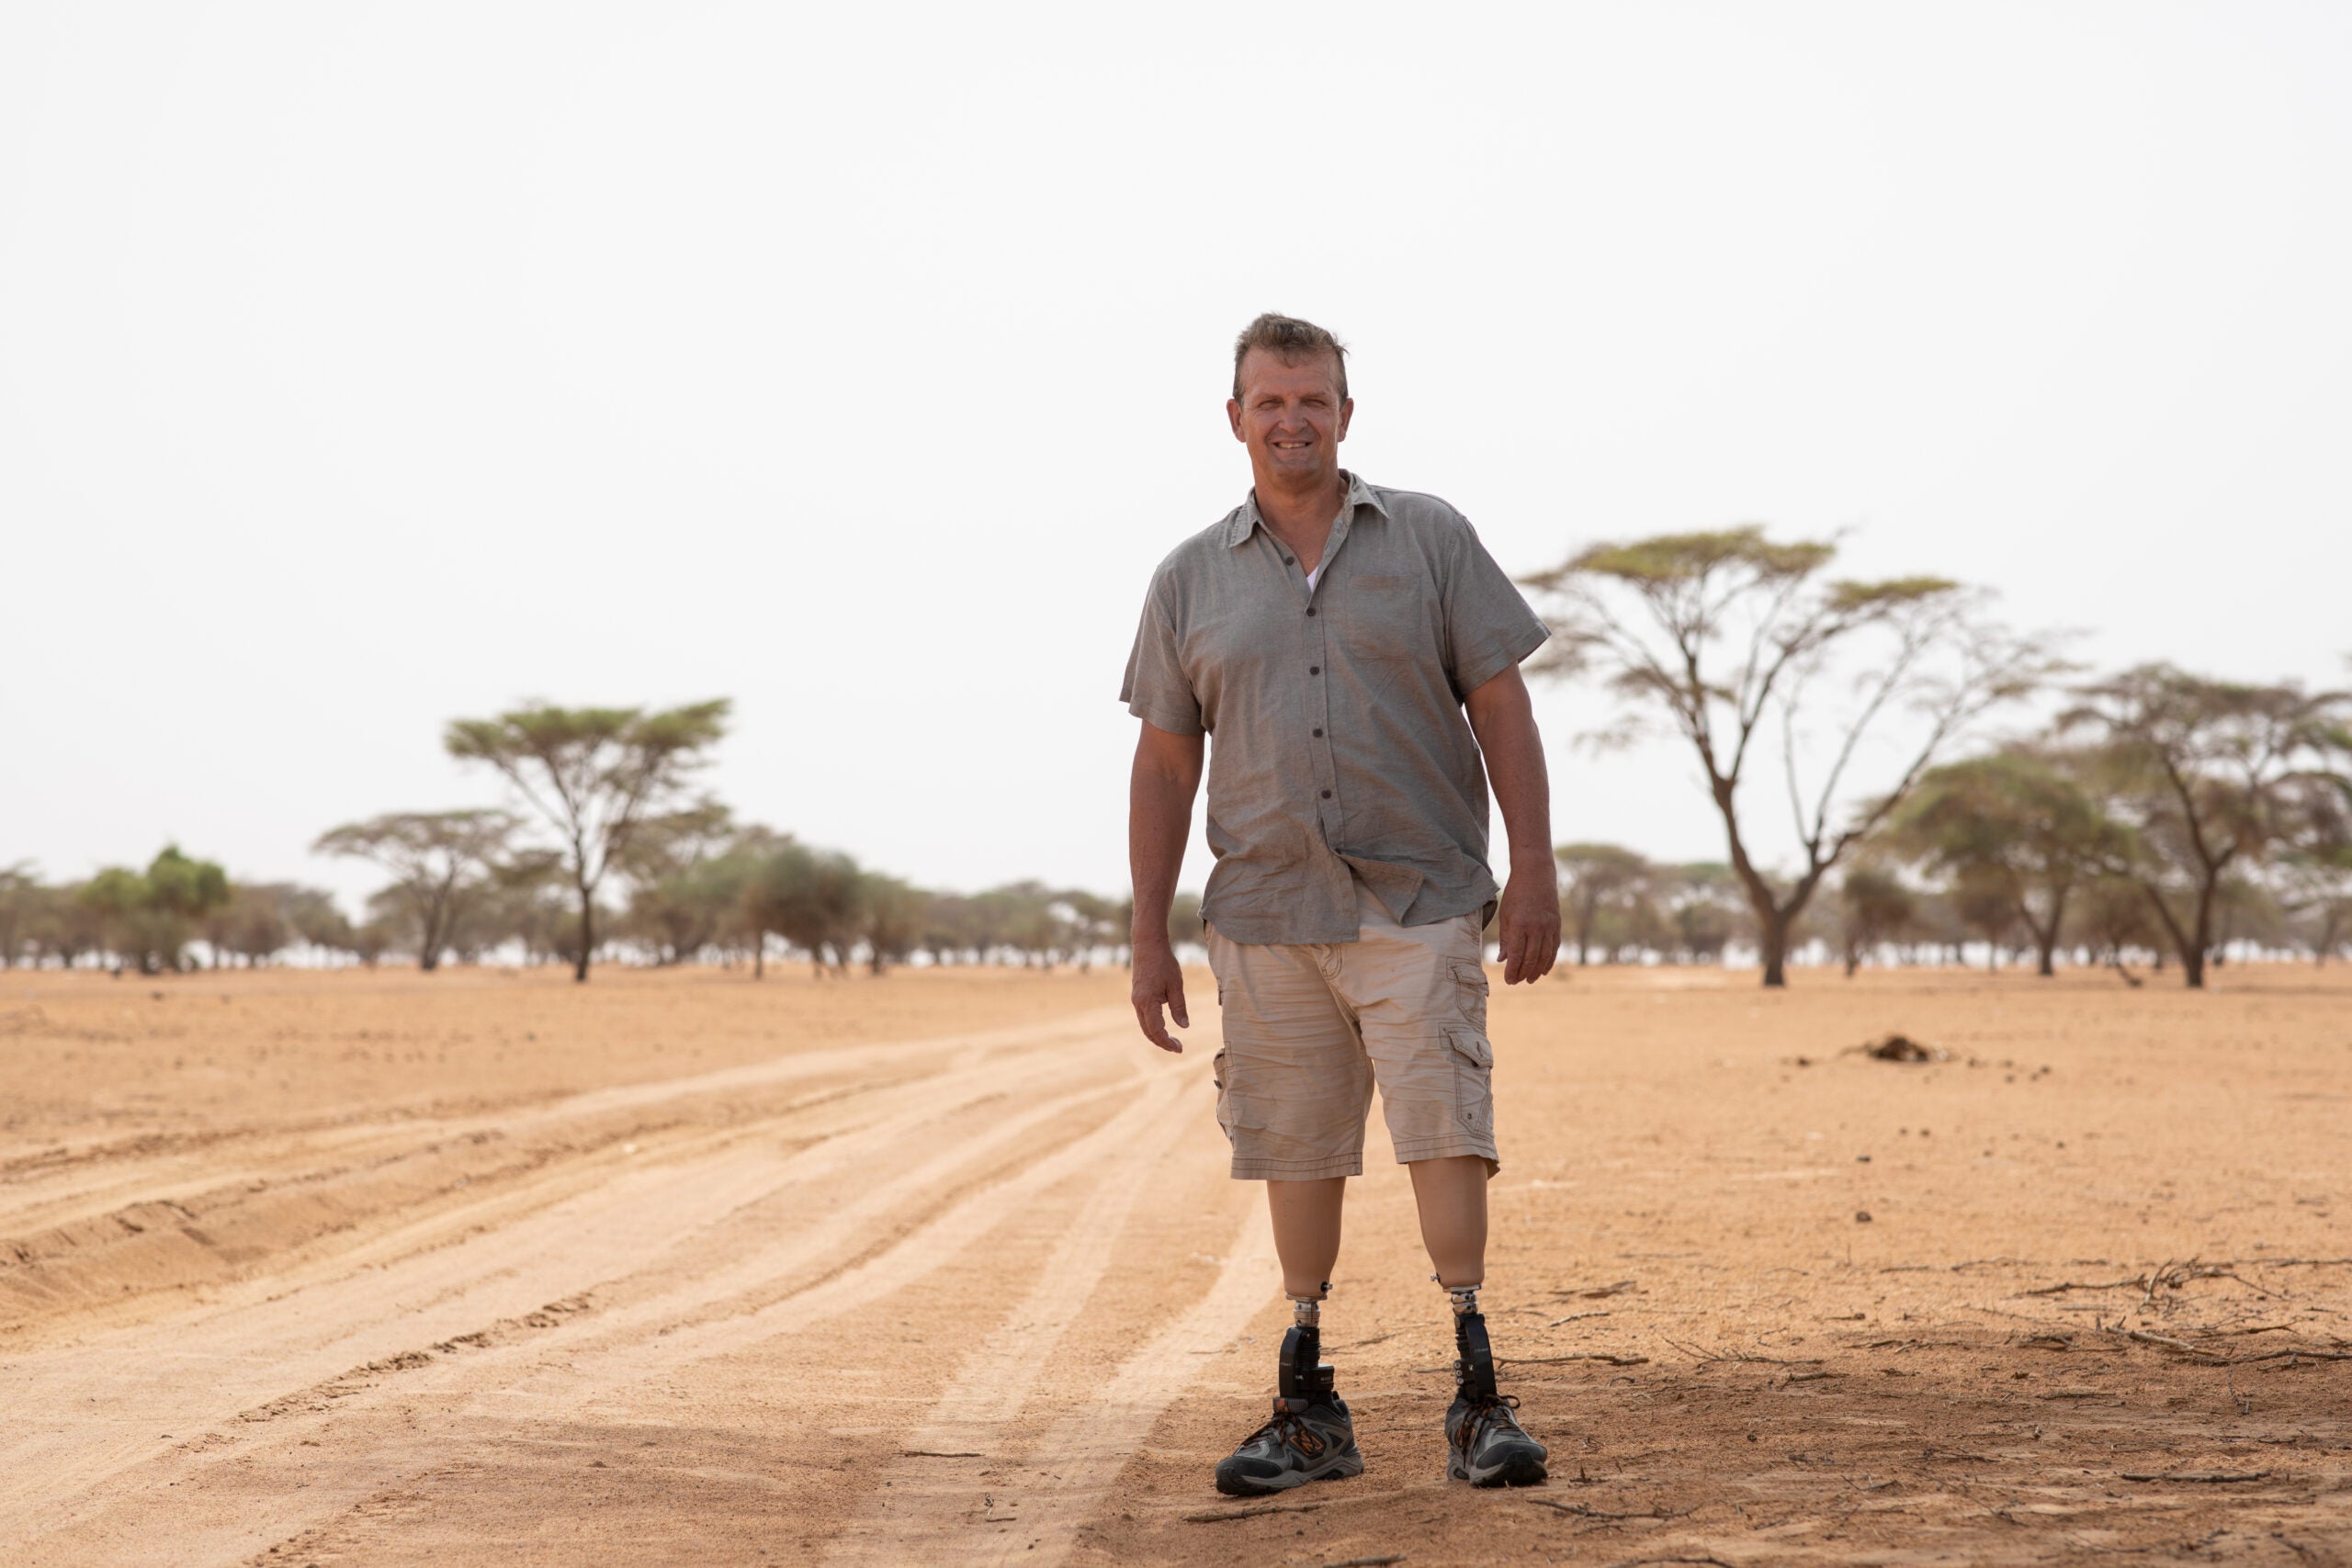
left=1224, top=470, right=1385, bottom=547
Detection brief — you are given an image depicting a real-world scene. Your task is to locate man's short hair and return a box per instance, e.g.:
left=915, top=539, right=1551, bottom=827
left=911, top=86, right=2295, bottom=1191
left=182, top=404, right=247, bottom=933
left=1231, top=312, right=1350, bottom=402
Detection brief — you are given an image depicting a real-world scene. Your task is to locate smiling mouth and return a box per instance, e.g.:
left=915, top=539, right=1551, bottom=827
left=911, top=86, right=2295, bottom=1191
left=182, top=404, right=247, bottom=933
left=1272, top=439, right=1312, bottom=449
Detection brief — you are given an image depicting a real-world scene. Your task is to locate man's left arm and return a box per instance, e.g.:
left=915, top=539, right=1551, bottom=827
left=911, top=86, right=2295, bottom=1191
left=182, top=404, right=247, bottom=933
left=1464, top=663, right=1560, bottom=986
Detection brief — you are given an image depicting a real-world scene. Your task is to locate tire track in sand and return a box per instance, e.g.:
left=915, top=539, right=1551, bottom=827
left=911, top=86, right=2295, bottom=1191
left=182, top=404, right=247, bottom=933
left=0, top=1007, right=1132, bottom=1240
left=895, top=1204, right=1274, bottom=1568
left=820, top=1024, right=1277, bottom=1566
left=2, top=1023, right=1144, bottom=1544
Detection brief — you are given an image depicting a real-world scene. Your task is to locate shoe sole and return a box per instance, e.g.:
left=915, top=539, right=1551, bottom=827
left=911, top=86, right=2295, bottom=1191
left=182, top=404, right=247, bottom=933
left=1449, top=1450, right=1548, bottom=1487
left=1214, top=1447, right=1364, bottom=1497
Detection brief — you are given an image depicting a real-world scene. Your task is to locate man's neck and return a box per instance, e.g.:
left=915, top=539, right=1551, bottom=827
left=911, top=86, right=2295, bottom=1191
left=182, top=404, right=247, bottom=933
left=1252, top=468, right=1350, bottom=574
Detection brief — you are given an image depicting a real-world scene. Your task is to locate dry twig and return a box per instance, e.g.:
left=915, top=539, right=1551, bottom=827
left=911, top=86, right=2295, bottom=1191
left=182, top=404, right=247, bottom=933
left=2106, top=1326, right=2352, bottom=1365
left=1527, top=1498, right=1693, bottom=1525
left=1182, top=1499, right=1326, bottom=1523
left=1661, top=1336, right=1822, bottom=1368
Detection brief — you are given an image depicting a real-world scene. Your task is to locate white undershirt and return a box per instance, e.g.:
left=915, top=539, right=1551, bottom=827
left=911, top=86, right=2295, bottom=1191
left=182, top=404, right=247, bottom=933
left=1304, top=561, right=1325, bottom=592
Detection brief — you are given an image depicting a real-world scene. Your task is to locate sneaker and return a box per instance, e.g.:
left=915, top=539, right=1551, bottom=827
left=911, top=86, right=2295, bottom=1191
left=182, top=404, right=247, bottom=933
left=1445, top=1390, right=1548, bottom=1486
left=1213, top=1394, right=1363, bottom=1496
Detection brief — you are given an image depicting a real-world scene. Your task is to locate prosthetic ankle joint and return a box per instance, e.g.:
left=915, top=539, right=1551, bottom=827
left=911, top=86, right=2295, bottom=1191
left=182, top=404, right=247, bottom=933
left=1436, top=1276, right=1497, bottom=1401
left=1278, top=1282, right=1336, bottom=1404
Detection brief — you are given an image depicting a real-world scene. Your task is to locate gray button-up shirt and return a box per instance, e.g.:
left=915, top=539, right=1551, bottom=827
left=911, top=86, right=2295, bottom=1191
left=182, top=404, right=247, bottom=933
left=1121, top=472, right=1549, bottom=944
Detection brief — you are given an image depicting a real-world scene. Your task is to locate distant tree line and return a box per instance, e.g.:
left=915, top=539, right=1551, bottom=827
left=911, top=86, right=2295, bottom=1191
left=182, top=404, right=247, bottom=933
left=0, top=700, right=1206, bottom=979
left=6, top=565, right=2344, bottom=989
left=0, top=847, right=356, bottom=976
left=1522, top=526, right=2351, bottom=988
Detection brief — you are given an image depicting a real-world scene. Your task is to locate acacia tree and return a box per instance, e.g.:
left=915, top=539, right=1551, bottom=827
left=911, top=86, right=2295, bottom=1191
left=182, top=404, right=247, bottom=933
left=2274, top=799, right=2352, bottom=964
left=1522, top=527, right=2055, bottom=986
left=615, top=805, right=745, bottom=964
left=314, top=809, right=518, bottom=973
left=742, top=839, right=865, bottom=977
left=203, top=882, right=306, bottom=967
left=1554, top=842, right=1651, bottom=966
left=0, top=863, right=36, bottom=967
left=2062, top=667, right=2350, bottom=988
left=2074, top=875, right=2160, bottom=985
left=1657, top=863, right=1740, bottom=964
left=446, top=701, right=729, bottom=981
left=80, top=845, right=232, bottom=974
left=1837, top=863, right=1915, bottom=976
left=1888, top=745, right=2123, bottom=976
left=861, top=874, right=931, bottom=975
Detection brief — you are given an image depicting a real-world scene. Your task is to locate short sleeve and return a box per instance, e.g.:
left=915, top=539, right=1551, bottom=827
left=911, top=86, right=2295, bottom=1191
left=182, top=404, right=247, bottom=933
left=1442, top=517, right=1550, bottom=696
left=1119, top=582, right=1204, bottom=736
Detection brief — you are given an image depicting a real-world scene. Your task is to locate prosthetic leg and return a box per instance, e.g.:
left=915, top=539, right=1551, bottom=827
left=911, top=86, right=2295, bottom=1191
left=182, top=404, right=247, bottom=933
left=1443, top=1280, right=1497, bottom=1400
left=1278, top=1282, right=1338, bottom=1404
left=1215, top=1281, right=1362, bottom=1495
left=1438, top=1276, right=1547, bottom=1485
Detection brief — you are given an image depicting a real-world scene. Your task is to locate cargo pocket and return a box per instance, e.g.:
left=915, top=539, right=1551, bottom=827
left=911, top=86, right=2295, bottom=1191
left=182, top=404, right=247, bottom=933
left=1212, top=1048, right=1268, bottom=1146
left=1445, top=1027, right=1495, bottom=1134
left=1450, top=959, right=1489, bottom=1034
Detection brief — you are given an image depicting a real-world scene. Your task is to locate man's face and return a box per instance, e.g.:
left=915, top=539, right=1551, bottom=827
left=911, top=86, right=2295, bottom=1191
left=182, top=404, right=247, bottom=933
left=1227, top=348, right=1352, bottom=483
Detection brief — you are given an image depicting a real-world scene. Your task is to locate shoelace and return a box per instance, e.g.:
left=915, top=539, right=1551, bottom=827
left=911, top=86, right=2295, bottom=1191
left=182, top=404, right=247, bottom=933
left=1454, top=1393, right=1522, bottom=1452
left=1245, top=1406, right=1327, bottom=1461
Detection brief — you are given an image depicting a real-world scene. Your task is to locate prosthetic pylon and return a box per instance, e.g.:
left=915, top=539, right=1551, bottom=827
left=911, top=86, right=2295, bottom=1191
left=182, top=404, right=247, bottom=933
left=1442, top=1280, right=1497, bottom=1400
left=1278, top=1285, right=1337, bottom=1403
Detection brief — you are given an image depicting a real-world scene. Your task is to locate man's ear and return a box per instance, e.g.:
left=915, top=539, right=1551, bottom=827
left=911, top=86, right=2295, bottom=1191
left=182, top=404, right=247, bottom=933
left=1336, top=398, right=1354, bottom=441
left=1227, top=399, right=1246, bottom=441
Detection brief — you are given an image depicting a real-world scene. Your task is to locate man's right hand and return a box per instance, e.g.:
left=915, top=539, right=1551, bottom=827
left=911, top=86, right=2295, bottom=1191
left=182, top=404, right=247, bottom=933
left=1131, top=940, right=1190, bottom=1053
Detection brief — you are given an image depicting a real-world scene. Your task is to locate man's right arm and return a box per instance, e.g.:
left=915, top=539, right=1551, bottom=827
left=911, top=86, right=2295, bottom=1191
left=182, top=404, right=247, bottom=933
left=1128, top=718, right=1204, bottom=1053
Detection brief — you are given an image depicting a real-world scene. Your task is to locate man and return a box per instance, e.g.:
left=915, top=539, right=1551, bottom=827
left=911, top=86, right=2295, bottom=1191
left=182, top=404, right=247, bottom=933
left=1123, top=312, right=1562, bottom=1496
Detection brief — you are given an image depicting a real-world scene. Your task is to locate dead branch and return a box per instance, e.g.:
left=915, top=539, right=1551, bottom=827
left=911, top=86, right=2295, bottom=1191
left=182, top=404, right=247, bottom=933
left=2019, top=1278, right=2144, bottom=1297
left=1662, top=1336, right=1822, bottom=1368
left=1473, top=1352, right=1648, bottom=1369
left=1183, top=1499, right=1326, bottom=1523
left=2102, top=1325, right=2352, bottom=1364
left=1548, top=1310, right=1612, bottom=1327
left=1527, top=1498, right=1693, bottom=1525
left=2017, top=1260, right=2276, bottom=1303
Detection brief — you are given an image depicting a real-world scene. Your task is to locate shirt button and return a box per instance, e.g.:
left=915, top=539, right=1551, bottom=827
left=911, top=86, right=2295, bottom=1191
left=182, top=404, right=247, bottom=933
left=1320, top=789, right=1332, bottom=799
left=1312, top=728, right=1323, bottom=738
left=1308, top=665, right=1320, bottom=675
left=1306, top=607, right=1317, bottom=616
left=1282, top=556, right=1294, bottom=565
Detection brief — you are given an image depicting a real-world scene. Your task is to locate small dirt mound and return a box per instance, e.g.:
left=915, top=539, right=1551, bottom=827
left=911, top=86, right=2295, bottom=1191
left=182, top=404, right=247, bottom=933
left=1860, top=1033, right=1948, bottom=1064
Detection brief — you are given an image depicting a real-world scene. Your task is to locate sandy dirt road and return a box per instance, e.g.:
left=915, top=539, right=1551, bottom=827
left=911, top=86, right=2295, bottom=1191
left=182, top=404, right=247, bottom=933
left=4, top=963, right=2349, bottom=1565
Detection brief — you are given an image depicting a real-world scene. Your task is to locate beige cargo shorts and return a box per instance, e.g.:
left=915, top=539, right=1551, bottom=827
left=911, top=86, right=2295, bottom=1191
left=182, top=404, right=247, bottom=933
left=1205, top=881, right=1499, bottom=1181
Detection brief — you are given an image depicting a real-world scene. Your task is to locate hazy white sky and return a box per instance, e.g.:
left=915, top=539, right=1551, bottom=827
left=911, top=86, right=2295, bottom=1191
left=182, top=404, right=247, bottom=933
left=4, top=3, right=2348, bottom=910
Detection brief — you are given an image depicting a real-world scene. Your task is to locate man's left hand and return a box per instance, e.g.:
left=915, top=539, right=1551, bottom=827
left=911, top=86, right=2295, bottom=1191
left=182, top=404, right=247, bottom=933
left=1494, top=871, right=1560, bottom=986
